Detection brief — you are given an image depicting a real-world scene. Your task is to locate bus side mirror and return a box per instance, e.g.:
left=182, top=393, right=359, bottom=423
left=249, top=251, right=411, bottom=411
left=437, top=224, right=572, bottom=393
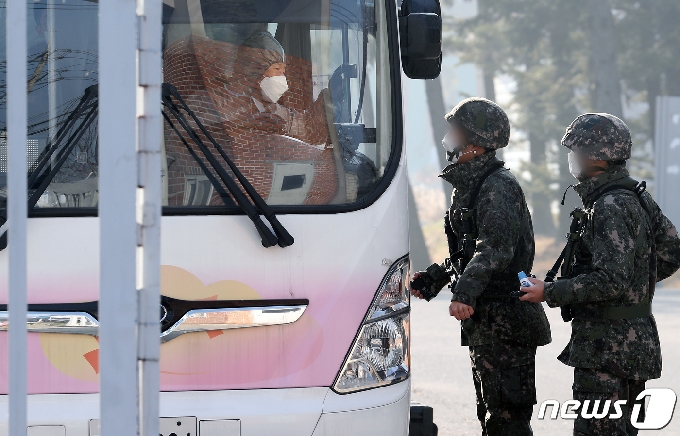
left=399, top=0, right=442, bottom=79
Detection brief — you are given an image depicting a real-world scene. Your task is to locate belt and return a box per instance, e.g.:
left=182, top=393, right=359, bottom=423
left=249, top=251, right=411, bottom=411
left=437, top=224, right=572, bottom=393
left=572, top=302, right=651, bottom=320
left=477, top=289, right=519, bottom=300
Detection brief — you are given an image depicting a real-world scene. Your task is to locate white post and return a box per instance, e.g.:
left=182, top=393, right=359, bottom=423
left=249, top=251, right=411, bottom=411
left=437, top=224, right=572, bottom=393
left=99, top=0, right=139, bottom=434
left=6, top=0, right=28, bottom=435
left=136, top=0, right=162, bottom=434
left=48, top=0, right=57, bottom=162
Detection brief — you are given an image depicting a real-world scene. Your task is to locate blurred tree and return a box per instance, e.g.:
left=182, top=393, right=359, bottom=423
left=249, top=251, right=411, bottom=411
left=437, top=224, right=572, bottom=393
left=612, top=0, right=680, bottom=145
left=409, top=180, right=432, bottom=271
left=448, top=0, right=576, bottom=235
left=424, top=0, right=502, bottom=209
left=425, top=77, right=453, bottom=206
left=590, top=0, right=624, bottom=118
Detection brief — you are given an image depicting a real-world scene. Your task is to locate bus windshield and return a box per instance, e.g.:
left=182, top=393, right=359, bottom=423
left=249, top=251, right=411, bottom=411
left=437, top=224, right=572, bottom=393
left=0, top=0, right=394, bottom=213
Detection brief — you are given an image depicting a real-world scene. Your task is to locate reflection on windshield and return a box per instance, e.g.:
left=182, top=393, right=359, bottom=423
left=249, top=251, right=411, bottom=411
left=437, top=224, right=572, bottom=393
left=0, top=0, right=99, bottom=211
left=0, top=0, right=391, bottom=211
left=163, top=29, right=340, bottom=206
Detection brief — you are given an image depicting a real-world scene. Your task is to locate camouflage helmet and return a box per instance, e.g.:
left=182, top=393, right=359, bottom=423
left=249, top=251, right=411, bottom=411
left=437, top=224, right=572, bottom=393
left=561, top=113, right=632, bottom=161
left=444, top=97, right=510, bottom=149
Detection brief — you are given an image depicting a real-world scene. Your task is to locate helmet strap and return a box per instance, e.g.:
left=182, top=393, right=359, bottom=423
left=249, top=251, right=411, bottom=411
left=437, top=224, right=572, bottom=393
left=446, top=143, right=477, bottom=163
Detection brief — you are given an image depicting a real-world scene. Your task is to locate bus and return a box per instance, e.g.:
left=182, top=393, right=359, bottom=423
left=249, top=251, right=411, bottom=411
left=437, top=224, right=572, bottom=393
left=0, top=0, right=441, bottom=434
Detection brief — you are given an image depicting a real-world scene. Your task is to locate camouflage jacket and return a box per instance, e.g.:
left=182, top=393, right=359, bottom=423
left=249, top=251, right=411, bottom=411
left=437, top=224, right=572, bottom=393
left=544, top=165, right=680, bottom=380
left=438, top=152, right=551, bottom=348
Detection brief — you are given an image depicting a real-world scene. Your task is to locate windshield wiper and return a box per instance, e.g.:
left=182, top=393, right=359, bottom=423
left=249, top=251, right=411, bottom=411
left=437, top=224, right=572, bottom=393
left=27, top=85, right=98, bottom=192
left=162, top=83, right=294, bottom=248
left=161, top=111, right=236, bottom=208
left=0, top=85, right=98, bottom=250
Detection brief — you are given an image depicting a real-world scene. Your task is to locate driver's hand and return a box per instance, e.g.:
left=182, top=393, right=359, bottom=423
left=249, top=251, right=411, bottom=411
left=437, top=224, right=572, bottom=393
left=410, top=272, right=425, bottom=300
left=449, top=300, right=474, bottom=320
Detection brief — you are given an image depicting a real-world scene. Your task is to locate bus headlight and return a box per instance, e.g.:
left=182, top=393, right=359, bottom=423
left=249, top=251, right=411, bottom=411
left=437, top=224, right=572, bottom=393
left=333, top=256, right=410, bottom=393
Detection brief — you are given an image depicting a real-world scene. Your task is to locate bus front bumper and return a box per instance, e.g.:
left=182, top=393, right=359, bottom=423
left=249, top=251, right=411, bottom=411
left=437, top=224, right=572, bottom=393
left=0, top=380, right=409, bottom=436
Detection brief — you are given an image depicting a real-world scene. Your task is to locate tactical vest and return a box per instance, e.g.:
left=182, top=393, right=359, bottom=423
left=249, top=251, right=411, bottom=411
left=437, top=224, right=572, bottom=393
left=548, top=177, right=655, bottom=322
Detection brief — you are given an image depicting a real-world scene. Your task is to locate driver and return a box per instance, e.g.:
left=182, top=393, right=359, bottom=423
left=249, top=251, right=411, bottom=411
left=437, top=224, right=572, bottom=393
left=223, top=31, right=329, bottom=146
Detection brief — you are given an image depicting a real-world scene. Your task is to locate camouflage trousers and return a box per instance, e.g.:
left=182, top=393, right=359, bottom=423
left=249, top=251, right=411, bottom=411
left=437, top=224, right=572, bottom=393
left=469, top=343, right=537, bottom=436
left=572, top=367, right=646, bottom=436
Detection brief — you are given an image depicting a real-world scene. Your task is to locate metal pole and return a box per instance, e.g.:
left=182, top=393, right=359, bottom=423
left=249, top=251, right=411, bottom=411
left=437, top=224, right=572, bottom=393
left=136, top=0, right=162, bottom=434
left=7, top=0, right=28, bottom=434
left=98, top=0, right=139, bottom=434
left=48, top=0, right=57, bottom=161
left=341, top=23, right=351, bottom=123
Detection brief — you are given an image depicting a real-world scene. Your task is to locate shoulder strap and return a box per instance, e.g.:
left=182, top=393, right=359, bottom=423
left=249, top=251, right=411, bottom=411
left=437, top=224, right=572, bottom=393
left=443, top=211, right=459, bottom=262
left=546, top=208, right=587, bottom=283
left=590, top=179, right=649, bottom=215
left=467, top=161, right=506, bottom=210
left=457, top=161, right=506, bottom=270
left=613, top=180, right=657, bottom=302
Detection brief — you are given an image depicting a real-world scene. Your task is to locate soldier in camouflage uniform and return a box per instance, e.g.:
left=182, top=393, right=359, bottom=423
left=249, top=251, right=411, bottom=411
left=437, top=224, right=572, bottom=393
left=520, top=113, right=680, bottom=436
left=410, top=97, right=552, bottom=436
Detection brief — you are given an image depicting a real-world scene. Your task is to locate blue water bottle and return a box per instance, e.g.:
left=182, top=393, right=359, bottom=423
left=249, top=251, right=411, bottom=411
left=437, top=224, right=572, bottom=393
left=518, top=271, right=532, bottom=287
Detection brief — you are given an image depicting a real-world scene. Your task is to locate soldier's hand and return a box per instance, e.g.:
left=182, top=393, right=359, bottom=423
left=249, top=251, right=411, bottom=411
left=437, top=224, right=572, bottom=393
left=449, top=300, right=474, bottom=320
left=519, top=277, right=545, bottom=303
left=410, top=272, right=425, bottom=299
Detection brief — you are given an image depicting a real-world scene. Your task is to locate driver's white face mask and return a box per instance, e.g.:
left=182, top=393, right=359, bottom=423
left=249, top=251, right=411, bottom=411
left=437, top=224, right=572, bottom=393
left=568, top=151, right=582, bottom=179
left=260, top=75, right=289, bottom=103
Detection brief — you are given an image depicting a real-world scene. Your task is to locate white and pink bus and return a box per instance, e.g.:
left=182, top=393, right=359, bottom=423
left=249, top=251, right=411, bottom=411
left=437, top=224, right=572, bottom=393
left=0, top=0, right=441, bottom=434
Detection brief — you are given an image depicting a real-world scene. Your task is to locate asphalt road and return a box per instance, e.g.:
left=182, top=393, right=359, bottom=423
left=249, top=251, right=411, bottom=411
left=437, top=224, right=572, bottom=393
left=410, top=287, right=680, bottom=436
